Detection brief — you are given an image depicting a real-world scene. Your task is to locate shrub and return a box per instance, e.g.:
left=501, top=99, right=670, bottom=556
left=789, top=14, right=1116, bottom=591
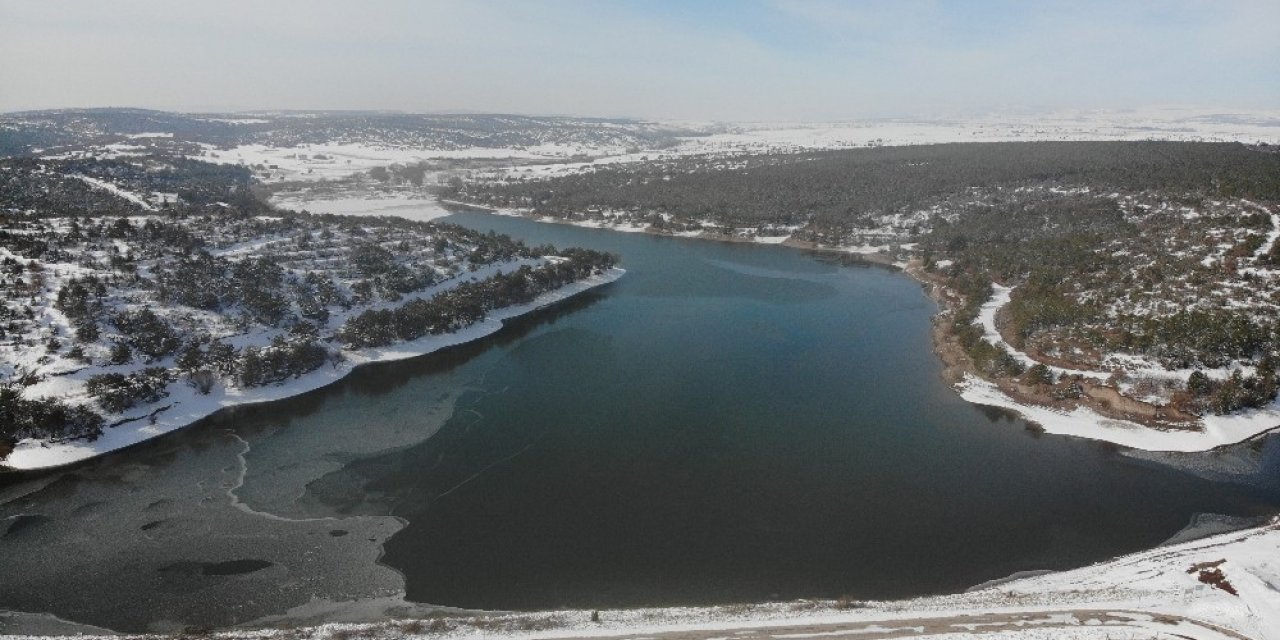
left=114, top=309, right=181, bottom=359
left=237, top=338, right=329, bottom=387
left=187, top=370, right=217, bottom=395
left=109, top=341, right=133, bottom=364
left=0, top=386, right=104, bottom=444
left=85, top=367, right=173, bottom=413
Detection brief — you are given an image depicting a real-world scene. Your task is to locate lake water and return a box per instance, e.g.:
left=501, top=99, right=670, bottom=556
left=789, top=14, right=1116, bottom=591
left=1, top=211, right=1278, bottom=632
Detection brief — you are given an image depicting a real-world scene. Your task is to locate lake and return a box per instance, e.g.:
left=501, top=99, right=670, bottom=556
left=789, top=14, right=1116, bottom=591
left=1, top=211, right=1277, bottom=632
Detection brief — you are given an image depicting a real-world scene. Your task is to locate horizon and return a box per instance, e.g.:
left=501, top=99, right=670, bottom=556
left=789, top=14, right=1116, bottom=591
left=6, top=104, right=1280, bottom=126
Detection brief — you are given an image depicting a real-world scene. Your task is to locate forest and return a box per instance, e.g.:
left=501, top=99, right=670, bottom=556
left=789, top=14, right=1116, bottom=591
left=454, top=141, right=1280, bottom=231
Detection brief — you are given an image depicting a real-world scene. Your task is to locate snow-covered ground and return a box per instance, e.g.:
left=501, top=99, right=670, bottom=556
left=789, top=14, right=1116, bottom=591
left=976, top=285, right=1089, bottom=378
left=1251, top=209, right=1280, bottom=262
left=450, top=202, right=861, bottom=253
left=956, top=375, right=1280, bottom=452
left=191, top=108, right=1280, bottom=187
left=963, top=284, right=1280, bottom=452
left=196, top=141, right=613, bottom=183
left=2, top=267, right=625, bottom=470
left=270, top=192, right=454, bottom=222
left=673, top=108, right=1280, bottom=155
left=71, top=174, right=157, bottom=210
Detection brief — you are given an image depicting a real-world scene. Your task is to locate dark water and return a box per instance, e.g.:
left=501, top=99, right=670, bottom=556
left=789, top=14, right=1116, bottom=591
left=359, top=212, right=1280, bottom=607
left=1, top=211, right=1278, bottom=632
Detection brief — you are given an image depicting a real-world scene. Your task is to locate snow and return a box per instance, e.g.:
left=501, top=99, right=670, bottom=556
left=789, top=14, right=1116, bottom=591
left=956, top=375, right=1280, bottom=452
left=196, top=141, right=616, bottom=183
left=671, top=108, right=1280, bottom=157
left=190, top=108, right=1280, bottom=187
left=843, top=244, right=893, bottom=255
left=453, top=203, right=712, bottom=239
left=469, top=520, right=1280, bottom=638
left=1252, top=209, right=1280, bottom=261
left=2, top=268, right=626, bottom=470
left=269, top=193, right=454, bottom=222
left=71, top=174, right=156, bottom=210
left=974, top=283, right=1274, bottom=409
left=975, top=285, right=1101, bottom=379
left=975, top=520, right=1280, bottom=640
left=958, top=280, right=1280, bottom=451
left=195, top=117, right=270, bottom=124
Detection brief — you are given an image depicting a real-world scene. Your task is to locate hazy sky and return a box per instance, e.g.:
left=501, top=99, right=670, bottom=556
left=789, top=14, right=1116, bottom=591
left=2, top=0, right=1277, bottom=120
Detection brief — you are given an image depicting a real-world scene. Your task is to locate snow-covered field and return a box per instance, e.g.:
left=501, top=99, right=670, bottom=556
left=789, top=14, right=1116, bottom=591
left=196, top=141, right=614, bottom=183
left=674, top=107, right=1280, bottom=155
left=187, top=108, right=1280, bottom=187
left=270, top=192, right=454, bottom=222
left=3, top=268, right=625, bottom=470
left=492, top=108, right=1280, bottom=180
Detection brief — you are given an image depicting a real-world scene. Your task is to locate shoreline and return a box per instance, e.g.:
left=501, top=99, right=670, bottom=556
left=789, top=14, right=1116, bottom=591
left=3, top=517, right=1275, bottom=639
left=915, top=268, right=1280, bottom=452
left=1, top=268, right=626, bottom=472
left=444, top=200, right=1280, bottom=453
left=439, top=199, right=910, bottom=268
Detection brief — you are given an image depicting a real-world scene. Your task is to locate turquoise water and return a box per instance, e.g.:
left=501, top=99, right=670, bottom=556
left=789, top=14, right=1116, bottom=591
left=0, top=211, right=1276, bottom=631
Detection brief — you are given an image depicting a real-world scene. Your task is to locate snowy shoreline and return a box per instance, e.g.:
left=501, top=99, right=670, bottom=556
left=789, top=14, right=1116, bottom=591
left=956, top=374, right=1280, bottom=453
left=959, top=284, right=1280, bottom=452
left=3, top=517, right=1275, bottom=639
left=1, top=268, right=625, bottom=471
left=441, top=200, right=910, bottom=267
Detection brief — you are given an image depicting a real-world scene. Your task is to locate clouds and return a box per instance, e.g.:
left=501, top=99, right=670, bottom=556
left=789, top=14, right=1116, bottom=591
left=1, top=0, right=1275, bottom=119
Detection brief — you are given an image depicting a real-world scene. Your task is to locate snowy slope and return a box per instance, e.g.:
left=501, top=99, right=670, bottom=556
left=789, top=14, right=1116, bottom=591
left=2, top=268, right=625, bottom=470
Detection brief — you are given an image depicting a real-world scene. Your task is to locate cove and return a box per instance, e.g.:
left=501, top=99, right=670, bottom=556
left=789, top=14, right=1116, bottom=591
left=0, top=210, right=1276, bottom=632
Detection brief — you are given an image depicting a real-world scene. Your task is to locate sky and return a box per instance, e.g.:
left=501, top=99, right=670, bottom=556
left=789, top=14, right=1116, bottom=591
left=1, top=0, right=1277, bottom=121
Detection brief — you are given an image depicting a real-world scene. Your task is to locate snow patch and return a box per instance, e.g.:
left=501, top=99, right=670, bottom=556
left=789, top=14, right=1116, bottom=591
left=71, top=175, right=156, bottom=211
left=270, top=193, right=453, bottom=222
left=956, top=375, right=1280, bottom=452
left=976, top=284, right=1099, bottom=378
